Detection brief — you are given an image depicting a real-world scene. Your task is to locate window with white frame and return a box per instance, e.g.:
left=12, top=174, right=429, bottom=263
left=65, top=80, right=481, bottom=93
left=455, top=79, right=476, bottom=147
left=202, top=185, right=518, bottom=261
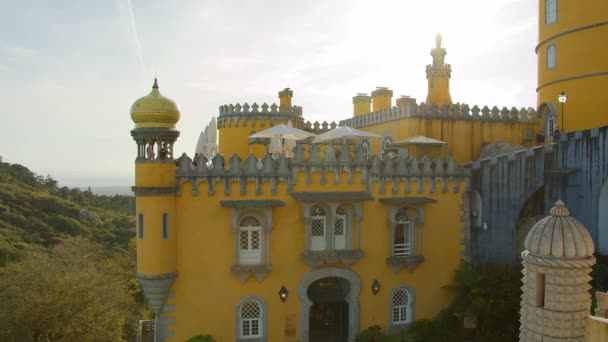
left=547, top=44, right=556, bottom=70
left=393, top=209, right=412, bottom=256
left=391, top=287, right=413, bottom=325
left=238, top=298, right=264, bottom=340
left=239, top=216, right=262, bottom=265
left=545, top=0, right=557, bottom=25
left=310, top=206, right=327, bottom=251
left=334, top=207, right=347, bottom=250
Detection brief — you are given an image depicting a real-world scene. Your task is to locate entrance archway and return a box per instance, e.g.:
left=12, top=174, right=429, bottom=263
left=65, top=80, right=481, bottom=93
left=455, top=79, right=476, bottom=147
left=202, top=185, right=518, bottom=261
left=599, top=178, right=608, bottom=254
left=298, top=268, right=361, bottom=342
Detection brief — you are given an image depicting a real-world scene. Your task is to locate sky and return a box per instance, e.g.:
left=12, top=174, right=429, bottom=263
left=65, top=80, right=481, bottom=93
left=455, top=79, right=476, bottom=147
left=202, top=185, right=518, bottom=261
left=0, top=0, right=538, bottom=187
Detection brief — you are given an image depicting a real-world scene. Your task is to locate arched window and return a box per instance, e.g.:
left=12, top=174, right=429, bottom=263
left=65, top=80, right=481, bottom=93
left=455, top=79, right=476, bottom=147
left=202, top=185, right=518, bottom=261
left=334, top=207, right=347, bottom=250
left=393, top=209, right=412, bottom=256
left=311, top=206, right=327, bottom=251
left=238, top=298, right=265, bottom=340
left=380, top=133, right=393, bottom=160
left=239, top=216, right=262, bottom=265
left=390, top=287, right=414, bottom=327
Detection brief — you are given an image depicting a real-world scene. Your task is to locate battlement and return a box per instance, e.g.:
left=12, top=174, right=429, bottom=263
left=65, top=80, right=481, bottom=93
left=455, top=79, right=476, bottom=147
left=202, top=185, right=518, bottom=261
left=340, top=102, right=538, bottom=129
left=302, top=121, right=340, bottom=134
left=217, top=103, right=304, bottom=129
left=175, top=141, right=469, bottom=196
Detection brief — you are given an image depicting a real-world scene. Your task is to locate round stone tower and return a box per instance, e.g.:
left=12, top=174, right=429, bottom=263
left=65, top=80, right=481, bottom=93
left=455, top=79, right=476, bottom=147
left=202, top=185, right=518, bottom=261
left=130, top=78, right=180, bottom=341
left=519, top=200, right=596, bottom=341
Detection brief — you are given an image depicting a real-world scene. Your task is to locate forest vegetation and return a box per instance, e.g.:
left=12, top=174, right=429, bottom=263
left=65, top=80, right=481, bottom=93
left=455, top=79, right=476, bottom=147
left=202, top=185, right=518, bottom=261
left=0, top=160, right=144, bottom=341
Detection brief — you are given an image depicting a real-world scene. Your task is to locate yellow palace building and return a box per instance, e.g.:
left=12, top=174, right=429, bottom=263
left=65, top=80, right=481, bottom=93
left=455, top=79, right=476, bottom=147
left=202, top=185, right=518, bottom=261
left=129, top=2, right=608, bottom=341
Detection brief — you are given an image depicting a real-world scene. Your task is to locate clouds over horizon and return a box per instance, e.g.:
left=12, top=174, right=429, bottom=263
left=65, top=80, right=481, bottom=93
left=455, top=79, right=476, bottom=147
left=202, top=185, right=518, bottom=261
left=0, top=0, right=537, bottom=187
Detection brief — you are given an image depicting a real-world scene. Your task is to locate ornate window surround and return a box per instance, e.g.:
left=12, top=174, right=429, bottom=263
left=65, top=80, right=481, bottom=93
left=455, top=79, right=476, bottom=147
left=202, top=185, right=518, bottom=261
left=387, top=285, right=415, bottom=332
left=235, top=295, right=267, bottom=342
left=380, top=197, right=435, bottom=273
left=292, top=192, right=373, bottom=268
left=221, top=200, right=284, bottom=282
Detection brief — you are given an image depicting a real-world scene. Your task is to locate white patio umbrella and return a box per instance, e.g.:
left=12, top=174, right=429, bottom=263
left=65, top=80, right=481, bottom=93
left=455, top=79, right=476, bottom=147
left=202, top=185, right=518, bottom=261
left=312, top=126, right=381, bottom=144
left=284, top=120, right=297, bottom=159
left=194, top=124, right=209, bottom=156
left=249, top=123, right=316, bottom=140
left=203, top=117, right=219, bottom=158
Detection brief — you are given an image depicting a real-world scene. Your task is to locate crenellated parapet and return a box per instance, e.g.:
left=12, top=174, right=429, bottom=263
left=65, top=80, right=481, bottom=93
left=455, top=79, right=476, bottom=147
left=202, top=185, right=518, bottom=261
left=303, top=121, right=340, bottom=134
left=174, top=142, right=469, bottom=197
left=340, top=102, right=538, bottom=129
left=217, top=102, right=304, bottom=128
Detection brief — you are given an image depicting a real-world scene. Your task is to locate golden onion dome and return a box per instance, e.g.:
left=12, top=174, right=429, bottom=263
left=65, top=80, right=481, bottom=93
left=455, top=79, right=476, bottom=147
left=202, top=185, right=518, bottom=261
left=524, top=200, right=594, bottom=258
left=130, top=78, right=180, bottom=128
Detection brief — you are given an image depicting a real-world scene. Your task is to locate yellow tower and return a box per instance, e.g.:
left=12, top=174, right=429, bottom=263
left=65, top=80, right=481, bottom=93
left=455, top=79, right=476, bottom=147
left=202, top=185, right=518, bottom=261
left=279, top=87, right=293, bottom=107
left=130, top=78, right=180, bottom=339
left=371, top=87, right=393, bottom=112
left=425, top=34, right=453, bottom=106
left=537, top=0, right=608, bottom=133
left=353, top=93, right=372, bottom=116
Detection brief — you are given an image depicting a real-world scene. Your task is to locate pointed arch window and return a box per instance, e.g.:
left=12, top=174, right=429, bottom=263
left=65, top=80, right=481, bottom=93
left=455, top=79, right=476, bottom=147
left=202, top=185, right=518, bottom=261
left=239, top=216, right=262, bottom=265
left=334, top=206, right=347, bottom=250
left=393, top=209, right=412, bottom=256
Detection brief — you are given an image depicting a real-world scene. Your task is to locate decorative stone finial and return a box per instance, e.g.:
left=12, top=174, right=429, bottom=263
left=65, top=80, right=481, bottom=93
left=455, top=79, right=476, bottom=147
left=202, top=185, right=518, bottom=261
left=435, top=33, right=442, bottom=48
left=549, top=200, right=570, bottom=217
left=152, top=78, right=159, bottom=89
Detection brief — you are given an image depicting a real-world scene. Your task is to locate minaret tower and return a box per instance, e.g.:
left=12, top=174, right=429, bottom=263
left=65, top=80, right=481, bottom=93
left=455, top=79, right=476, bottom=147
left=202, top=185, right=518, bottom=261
left=130, top=79, right=180, bottom=341
left=425, top=33, right=453, bottom=106
left=519, top=201, right=596, bottom=341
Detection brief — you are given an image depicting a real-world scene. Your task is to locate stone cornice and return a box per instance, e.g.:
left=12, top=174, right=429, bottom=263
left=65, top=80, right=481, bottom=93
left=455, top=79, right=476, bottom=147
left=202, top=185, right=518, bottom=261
left=220, top=200, right=285, bottom=208
left=132, top=186, right=178, bottom=197
left=379, top=197, right=437, bottom=205
left=291, top=192, right=373, bottom=202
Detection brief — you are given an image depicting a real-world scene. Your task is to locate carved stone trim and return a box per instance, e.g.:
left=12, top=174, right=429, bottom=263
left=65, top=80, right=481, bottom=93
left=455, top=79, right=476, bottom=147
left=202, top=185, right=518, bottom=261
left=220, top=200, right=284, bottom=208
left=300, top=249, right=364, bottom=268
left=291, top=192, right=373, bottom=202
left=386, top=255, right=425, bottom=273
left=379, top=197, right=437, bottom=205
left=132, top=186, right=178, bottom=197
left=230, top=264, right=272, bottom=283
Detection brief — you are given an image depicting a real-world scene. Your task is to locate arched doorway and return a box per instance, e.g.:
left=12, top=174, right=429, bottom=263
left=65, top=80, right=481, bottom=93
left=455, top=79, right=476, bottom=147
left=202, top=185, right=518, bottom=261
left=308, top=277, right=349, bottom=341
left=298, top=268, right=361, bottom=342
left=599, top=178, right=608, bottom=254
left=538, top=102, right=558, bottom=140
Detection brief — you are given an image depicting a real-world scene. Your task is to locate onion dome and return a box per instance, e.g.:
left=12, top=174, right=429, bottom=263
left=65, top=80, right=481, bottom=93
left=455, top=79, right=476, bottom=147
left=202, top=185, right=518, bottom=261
left=524, top=200, right=594, bottom=258
left=130, top=78, right=180, bottom=128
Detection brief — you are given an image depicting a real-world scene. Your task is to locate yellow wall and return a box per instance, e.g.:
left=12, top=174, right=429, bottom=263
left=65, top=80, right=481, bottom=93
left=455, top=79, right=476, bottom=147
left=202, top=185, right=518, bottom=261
left=218, top=118, right=300, bottom=159
left=361, top=117, right=535, bottom=163
left=161, top=171, right=464, bottom=341
left=372, top=95, right=392, bottom=112
left=585, top=316, right=608, bottom=342
left=537, top=0, right=608, bottom=131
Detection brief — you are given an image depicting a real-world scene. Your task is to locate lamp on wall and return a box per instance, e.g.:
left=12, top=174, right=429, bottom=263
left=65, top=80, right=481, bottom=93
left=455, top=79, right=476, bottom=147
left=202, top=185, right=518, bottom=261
left=371, top=279, right=381, bottom=295
left=279, top=286, right=288, bottom=302
left=557, top=91, right=567, bottom=133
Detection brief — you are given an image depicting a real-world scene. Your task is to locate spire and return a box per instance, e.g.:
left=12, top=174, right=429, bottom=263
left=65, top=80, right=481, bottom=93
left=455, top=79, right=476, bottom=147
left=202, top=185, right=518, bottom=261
left=152, top=78, right=159, bottom=89
left=425, top=34, right=452, bottom=106
left=435, top=33, right=442, bottom=48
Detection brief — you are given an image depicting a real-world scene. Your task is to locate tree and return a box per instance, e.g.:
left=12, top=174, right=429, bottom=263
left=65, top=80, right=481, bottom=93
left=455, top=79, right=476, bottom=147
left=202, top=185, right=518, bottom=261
left=0, top=238, right=139, bottom=341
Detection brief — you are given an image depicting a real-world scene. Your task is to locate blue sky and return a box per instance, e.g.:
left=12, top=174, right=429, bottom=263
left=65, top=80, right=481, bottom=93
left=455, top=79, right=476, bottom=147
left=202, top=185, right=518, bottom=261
left=0, top=0, right=537, bottom=187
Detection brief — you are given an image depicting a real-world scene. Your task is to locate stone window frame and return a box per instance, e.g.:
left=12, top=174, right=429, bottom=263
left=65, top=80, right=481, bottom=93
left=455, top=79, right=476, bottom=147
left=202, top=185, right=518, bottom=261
left=238, top=215, right=263, bottom=265
left=545, top=0, right=557, bottom=26
left=235, top=295, right=267, bottom=342
left=546, top=43, right=556, bottom=70
left=385, top=205, right=426, bottom=273
left=300, top=201, right=364, bottom=268
left=387, top=285, right=416, bottom=332
left=229, top=208, right=273, bottom=283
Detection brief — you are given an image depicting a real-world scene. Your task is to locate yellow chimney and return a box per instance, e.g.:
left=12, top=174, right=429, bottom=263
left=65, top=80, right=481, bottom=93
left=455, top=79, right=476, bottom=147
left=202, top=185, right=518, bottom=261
left=371, top=87, right=393, bottom=112
left=396, top=95, right=417, bottom=109
left=279, top=88, right=293, bottom=107
left=353, top=93, right=372, bottom=117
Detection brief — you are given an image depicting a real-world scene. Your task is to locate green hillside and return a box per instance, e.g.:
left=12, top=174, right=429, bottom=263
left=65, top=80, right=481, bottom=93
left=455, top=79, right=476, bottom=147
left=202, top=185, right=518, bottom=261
left=0, top=161, right=135, bottom=265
